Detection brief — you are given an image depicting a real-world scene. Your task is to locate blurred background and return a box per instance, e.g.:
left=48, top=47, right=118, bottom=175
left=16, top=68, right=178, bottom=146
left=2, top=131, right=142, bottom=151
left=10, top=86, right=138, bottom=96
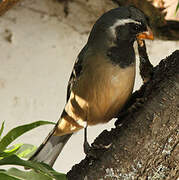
left=0, top=0, right=179, bottom=173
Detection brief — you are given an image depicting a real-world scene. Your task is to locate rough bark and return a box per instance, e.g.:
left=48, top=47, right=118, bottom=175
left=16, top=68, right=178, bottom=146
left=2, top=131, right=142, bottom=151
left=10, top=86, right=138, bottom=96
left=67, top=50, right=179, bottom=179
left=0, top=0, right=20, bottom=16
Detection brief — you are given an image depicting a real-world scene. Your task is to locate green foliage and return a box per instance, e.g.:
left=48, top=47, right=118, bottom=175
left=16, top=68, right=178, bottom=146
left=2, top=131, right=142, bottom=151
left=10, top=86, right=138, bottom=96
left=0, top=143, right=22, bottom=159
left=0, top=120, right=55, bottom=152
left=0, top=143, right=36, bottom=159
left=15, top=143, right=37, bottom=158
left=0, top=168, right=48, bottom=180
left=0, top=155, right=67, bottom=180
left=176, top=1, right=179, bottom=13
left=0, top=121, right=5, bottom=139
left=0, top=121, right=67, bottom=180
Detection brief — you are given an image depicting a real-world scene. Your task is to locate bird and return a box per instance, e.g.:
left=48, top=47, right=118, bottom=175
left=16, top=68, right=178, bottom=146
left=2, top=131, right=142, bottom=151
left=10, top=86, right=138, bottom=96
left=29, top=6, right=154, bottom=167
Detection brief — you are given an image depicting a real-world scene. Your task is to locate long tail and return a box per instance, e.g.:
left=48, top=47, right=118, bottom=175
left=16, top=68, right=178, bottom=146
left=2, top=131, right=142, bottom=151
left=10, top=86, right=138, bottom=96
left=29, top=127, right=73, bottom=167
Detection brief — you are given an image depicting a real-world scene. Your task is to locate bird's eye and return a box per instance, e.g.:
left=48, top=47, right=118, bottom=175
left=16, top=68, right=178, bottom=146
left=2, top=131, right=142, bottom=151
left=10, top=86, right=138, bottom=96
left=130, top=23, right=142, bottom=34
left=134, top=24, right=140, bottom=31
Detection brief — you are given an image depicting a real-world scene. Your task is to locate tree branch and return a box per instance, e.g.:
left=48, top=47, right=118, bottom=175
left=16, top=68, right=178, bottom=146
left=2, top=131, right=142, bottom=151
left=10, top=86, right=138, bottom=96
left=0, top=0, right=21, bottom=16
left=67, top=50, right=179, bottom=179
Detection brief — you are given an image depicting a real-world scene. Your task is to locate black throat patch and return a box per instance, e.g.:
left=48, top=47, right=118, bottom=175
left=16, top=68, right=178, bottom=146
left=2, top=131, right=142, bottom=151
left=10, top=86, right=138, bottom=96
left=107, top=41, right=135, bottom=68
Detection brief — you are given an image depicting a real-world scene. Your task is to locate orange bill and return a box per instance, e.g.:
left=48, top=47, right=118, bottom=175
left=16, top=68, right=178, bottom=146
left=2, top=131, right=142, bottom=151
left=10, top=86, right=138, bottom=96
left=137, top=26, right=154, bottom=40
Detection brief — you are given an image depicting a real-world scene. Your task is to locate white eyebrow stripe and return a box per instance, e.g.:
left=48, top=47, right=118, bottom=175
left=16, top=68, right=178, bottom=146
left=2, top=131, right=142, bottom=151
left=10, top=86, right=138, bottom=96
left=110, top=18, right=142, bottom=36
left=112, top=18, right=141, bottom=27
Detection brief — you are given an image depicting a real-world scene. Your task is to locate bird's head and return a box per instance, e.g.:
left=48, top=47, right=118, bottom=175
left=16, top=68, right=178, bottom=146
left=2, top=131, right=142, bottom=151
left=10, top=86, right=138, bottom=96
left=88, top=6, right=153, bottom=49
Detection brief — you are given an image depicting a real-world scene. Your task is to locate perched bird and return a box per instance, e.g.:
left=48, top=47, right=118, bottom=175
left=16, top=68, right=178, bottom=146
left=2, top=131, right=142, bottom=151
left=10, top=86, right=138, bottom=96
left=29, top=6, right=154, bottom=167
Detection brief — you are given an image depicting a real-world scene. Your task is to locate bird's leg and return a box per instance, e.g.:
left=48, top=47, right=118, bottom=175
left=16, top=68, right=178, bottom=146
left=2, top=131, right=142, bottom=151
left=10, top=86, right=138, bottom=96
left=83, top=124, right=111, bottom=158
left=83, top=125, right=91, bottom=155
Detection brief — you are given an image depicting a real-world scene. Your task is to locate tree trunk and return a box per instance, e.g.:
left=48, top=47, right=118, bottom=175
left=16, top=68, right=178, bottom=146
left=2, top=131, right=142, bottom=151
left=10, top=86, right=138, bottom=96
left=67, top=50, right=179, bottom=180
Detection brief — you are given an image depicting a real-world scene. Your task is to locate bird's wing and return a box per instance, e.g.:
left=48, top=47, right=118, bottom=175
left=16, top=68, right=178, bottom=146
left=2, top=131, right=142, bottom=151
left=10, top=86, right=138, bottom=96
left=66, top=45, right=88, bottom=102
left=29, top=46, right=89, bottom=165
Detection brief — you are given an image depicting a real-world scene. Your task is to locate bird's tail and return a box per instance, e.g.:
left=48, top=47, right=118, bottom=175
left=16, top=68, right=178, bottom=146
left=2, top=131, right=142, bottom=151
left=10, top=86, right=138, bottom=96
left=29, top=127, right=72, bottom=167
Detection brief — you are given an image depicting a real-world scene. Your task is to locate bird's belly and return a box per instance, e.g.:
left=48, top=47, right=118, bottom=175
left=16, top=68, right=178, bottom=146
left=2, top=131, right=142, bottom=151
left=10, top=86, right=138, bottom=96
left=63, top=61, right=135, bottom=131
left=87, top=64, right=135, bottom=125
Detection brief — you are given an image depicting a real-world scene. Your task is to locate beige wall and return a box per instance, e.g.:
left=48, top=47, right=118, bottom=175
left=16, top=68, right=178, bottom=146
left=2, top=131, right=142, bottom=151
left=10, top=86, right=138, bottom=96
left=0, top=0, right=178, bottom=173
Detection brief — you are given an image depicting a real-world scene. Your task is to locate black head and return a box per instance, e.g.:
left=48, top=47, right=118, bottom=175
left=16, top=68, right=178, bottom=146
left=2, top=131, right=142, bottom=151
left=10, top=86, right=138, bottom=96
left=88, top=6, right=153, bottom=49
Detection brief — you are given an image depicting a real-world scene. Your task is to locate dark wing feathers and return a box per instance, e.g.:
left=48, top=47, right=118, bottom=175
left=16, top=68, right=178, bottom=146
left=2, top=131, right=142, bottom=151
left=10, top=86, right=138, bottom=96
left=66, top=45, right=87, bottom=102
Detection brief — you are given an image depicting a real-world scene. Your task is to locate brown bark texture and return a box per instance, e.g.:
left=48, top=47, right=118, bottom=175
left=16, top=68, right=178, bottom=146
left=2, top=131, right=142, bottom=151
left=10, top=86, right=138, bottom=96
left=67, top=50, right=179, bottom=179
left=0, top=0, right=20, bottom=16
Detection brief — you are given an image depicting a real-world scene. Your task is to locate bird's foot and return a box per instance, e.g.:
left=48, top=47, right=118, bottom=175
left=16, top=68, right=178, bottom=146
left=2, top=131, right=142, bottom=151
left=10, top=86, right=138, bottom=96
left=115, top=97, right=145, bottom=126
left=129, top=97, right=145, bottom=111
left=83, top=139, right=91, bottom=155
left=84, top=140, right=111, bottom=158
left=83, top=126, right=111, bottom=158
